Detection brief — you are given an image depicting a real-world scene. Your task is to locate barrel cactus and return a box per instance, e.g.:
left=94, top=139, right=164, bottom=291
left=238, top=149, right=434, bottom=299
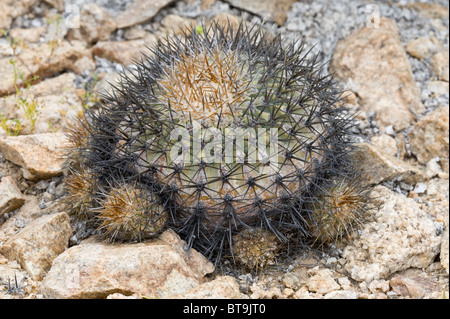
left=64, top=21, right=366, bottom=268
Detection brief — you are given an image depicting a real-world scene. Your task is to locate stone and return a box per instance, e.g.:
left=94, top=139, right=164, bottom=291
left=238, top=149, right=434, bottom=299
left=409, top=106, right=449, bottom=172
left=405, top=3, right=449, bottom=19
left=390, top=274, right=442, bottom=299
left=10, top=27, right=46, bottom=43
left=282, top=272, right=301, bottom=290
left=405, top=36, right=442, bottom=60
left=306, top=268, right=340, bottom=295
left=0, top=212, right=72, bottom=280
left=432, top=51, right=449, bottom=82
left=106, top=293, right=141, bottom=299
left=209, top=12, right=242, bottom=31
left=116, top=0, right=176, bottom=29
left=370, top=134, right=397, bottom=157
left=1, top=72, right=84, bottom=134
left=330, top=18, right=424, bottom=131
left=0, top=132, right=68, bottom=180
left=67, top=3, right=117, bottom=45
left=201, top=0, right=217, bottom=11
left=353, top=143, right=425, bottom=186
left=92, top=38, right=156, bottom=65
left=250, top=283, right=284, bottom=299
left=161, top=14, right=196, bottom=35
left=442, top=224, right=449, bottom=274
left=224, top=0, right=296, bottom=26
left=171, top=276, right=242, bottom=299
left=94, top=72, right=122, bottom=99
left=43, top=0, right=64, bottom=11
left=425, top=158, right=442, bottom=179
left=123, top=27, right=148, bottom=41
left=0, top=0, right=39, bottom=30
left=342, top=185, right=442, bottom=283
left=0, top=41, right=87, bottom=97
left=71, top=56, right=96, bottom=75
left=323, top=290, right=358, bottom=299
left=0, top=176, right=25, bottom=217
left=427, top=81, right=449, bottom=97
left=368, top=280, right=390, bottom=294
left=40, top=230, right=214, bottom=299
left=0, top=262, right=28, bottom=292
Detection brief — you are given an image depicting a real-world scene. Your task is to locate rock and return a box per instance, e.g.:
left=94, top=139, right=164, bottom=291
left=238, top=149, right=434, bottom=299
left=330, top=18, right=424, bottom=131
left=40, top=230, right=214, bottom=299
left=1, top=72, right=84, bottom=134
left=0, top=193, right=67, bottom=241
left=224, top=0, right=296, bottom=26
left=368, top=280, right=390, bottom=294
left=161, top=14, right=196, bottom=35
left=305, top=268, right=340, bottom=295
left=0, top=212, right=72, bottom=281
left=442, top=224, right=449, bottom=274
left=0, top=261, right=27, bottom=281
left=43, top=0, right=64, bottom=11
left=405, top=3, right=449, bottom=19
left=123, top=27, right=148, bottom=41
left=390, top=274, right=442, bottom=299
left=94, top=72, right=122, bottom=98
left=413, top=182, right=427, bottom=194
left=106, top=292, right=141, bottom=299
left=116, top=0, right=176, bottom=29
left=427, top=81, right=449, bottom=97
left=353, top=143, right=425, bottom=186
left=0, top=0, right=39, bottom=30
left=250, top=283, right=284, bottom=299
left=405, top=36, right=442, bottom=60
left=282, top=272, right=301, bottom=290
left=171, top=276, right=242, bottom=299
left=201, top=0, right=217, bottom=11
left=0, top=41, right=87, bottom=97
left=432, top=51, right=449, bottom=82
left=67, top=3, right=117, bottom=45
left=342, top=185, right=442, bottom=283
left=92, top=38, right=156, bottom=65
left=409, top=106, right=449, bottom=172
left=0, top=176, right=25, bottom=218
left=71, top=56, right=96, bottom=75
left=9, top=27, right=46, bottom=43
left=324, top=290, right=358, bottom=299
left=370, top=134, right=397, bottom=157
left=425, top=158, right=442, bottom=179
left=0, top=132, right=68, bottom=180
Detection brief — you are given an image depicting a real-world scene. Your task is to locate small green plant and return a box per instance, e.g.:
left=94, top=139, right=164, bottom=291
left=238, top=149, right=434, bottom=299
left=45, top=14, right=65, bottom=56
left=0, top=114, right=22, bottom=136
left=10, top=58, right=41, bottom=134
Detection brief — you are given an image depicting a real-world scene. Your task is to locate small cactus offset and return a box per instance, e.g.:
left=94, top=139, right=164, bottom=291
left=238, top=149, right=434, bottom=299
left=64, top=21, right=370, bottom=269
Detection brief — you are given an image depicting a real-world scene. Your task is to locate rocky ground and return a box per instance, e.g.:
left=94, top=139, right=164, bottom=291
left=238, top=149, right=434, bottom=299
left=0, top=0, right=448, bottom=299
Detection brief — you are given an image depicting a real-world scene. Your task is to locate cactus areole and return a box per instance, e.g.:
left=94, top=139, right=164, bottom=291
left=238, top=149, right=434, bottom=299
left=65, top=22, right=359, bottom=266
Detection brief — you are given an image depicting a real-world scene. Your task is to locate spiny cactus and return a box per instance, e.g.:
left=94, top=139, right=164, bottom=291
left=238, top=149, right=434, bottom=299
left=308, top=177, right=371, bottom=246
left=231, top=227, right=280, bottom=271
left=64, top=21, right=366, bottom=268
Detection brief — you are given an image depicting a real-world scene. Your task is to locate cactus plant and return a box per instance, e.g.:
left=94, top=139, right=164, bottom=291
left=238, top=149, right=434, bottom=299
left=64, top=21, right=365, bottom=267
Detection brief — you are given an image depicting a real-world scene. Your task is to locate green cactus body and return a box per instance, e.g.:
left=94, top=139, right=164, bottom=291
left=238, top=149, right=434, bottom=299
left=64, top=22, right=362, bottom=266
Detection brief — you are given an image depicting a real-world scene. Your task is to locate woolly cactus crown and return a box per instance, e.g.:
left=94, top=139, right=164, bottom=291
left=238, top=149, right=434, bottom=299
left=66, top=21, right=360, bottom=266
